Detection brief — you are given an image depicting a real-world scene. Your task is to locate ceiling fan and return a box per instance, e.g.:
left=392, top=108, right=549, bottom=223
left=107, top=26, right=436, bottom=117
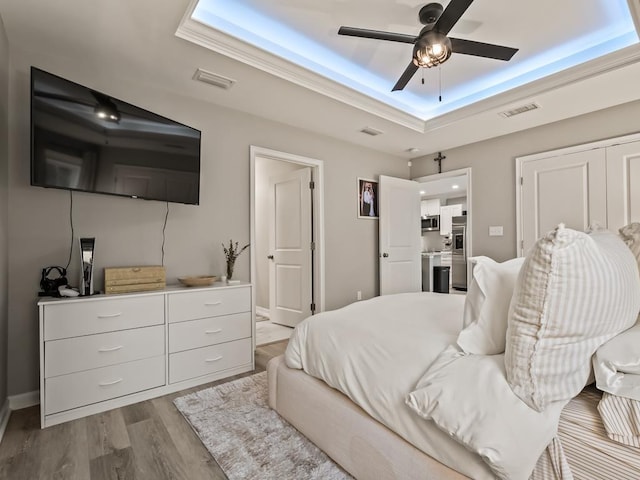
left=338, top=0, right=518, bottom=92
left=35, top=90, right=124, bottom=123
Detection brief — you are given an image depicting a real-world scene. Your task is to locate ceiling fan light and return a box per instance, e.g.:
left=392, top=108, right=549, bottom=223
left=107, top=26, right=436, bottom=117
left=413, top=31, right=452, bottom=68
left=94, top=101, right=121, bottom=123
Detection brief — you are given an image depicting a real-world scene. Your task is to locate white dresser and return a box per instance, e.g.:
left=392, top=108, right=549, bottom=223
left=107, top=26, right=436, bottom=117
left=38, top=282, right=253, bottom=428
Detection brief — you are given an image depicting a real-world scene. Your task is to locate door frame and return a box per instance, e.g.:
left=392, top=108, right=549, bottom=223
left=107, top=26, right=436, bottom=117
left=249, top=146, right=326, bottom=325
left=413, top=167, right=473, bottom=282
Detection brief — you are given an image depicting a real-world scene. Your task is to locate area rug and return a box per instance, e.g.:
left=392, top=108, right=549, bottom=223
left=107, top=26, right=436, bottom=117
left=173, top=372, right=352, bottom=480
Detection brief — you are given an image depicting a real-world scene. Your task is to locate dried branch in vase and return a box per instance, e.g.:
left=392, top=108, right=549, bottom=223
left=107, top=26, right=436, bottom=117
left=222, top=239, right=250, bottom=280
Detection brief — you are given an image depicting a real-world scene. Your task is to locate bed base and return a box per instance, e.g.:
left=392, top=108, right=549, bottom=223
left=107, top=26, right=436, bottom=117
left=267, top=355, right=468, bottom=480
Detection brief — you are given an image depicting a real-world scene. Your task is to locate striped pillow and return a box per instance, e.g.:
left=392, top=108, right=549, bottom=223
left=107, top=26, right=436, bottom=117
left=504, top=225, right=640, bottom=412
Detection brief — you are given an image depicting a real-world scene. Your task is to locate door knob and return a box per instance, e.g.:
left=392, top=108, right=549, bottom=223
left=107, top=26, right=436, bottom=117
left=382, top=253, right=389, bottom=258
left=267, top=255, right=274, bottom=260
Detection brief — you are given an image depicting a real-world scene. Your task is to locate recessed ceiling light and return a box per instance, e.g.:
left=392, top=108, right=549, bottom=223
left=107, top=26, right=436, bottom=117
left=406, top=147, right=420, bottom=154
left=452, top=184, right=460, bottom=189
left=420, top=190, right=425, bottom=194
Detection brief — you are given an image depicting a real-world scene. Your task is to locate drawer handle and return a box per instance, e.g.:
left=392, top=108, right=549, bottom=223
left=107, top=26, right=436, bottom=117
left=205, top=329, right=223, bottom=334
left=97, top=312, right=123, bottom=319
left=99, top=378, right=123, bottom=387
left=98, top=345, right=124, bottom=353
left=205, top=356, right=223, bottom=363
left=204, top=301, right=222, bottom=306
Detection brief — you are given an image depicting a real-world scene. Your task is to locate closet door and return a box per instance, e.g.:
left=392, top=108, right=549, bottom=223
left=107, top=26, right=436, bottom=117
left=520, top=149, right=607, bottom=255
left=606, top=140, right=640, bottom=232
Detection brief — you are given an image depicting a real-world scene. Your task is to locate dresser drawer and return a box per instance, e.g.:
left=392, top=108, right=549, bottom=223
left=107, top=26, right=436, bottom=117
left=43, top=295, right=164, bottom=341
left=45, top=325, right=165, bottom=378
left=45, top=356, right=165, bottom=415
left=169, top=338, right=251, bottom=384
left=167, top=287, right=250, bottom=323
left=169, top=312, right=251, bottom=353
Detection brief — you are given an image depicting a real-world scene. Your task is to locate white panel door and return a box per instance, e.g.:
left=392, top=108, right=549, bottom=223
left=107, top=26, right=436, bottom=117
left=520, top=149, right=607, bottom=254
left=379, top=175, right=421, bottom=295
left=606, top=140, right=640, bottom=232
left=268, top=168, right=313, bottom=327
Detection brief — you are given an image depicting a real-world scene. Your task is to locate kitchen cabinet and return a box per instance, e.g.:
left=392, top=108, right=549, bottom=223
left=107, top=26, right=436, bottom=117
left=439, top=204, right=463, bottom=236
left=421, top=198, right=441, bottom=217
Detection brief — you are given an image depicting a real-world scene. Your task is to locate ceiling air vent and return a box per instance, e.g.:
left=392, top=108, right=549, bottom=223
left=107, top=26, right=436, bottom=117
left=193, top=68, right=236, bottom=90
left=499, top=102, right=540, bottom=118
left=360, top=126, right=384, bottom=136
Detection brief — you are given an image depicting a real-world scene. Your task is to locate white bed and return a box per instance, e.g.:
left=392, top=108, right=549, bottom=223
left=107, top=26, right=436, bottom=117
left=283, top=292, right=491, bottom=479
left=268, top=224, right=640, bottom=479
left=269, top=291, right=640, bottom=479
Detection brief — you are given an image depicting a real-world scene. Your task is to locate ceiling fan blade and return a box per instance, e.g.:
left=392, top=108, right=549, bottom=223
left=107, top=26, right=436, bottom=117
left=392, top=62, right=419, bottom=91
left=434, top=0, right=474, bottom=35
left=338, top=26, right=417, bottom=44
left=450, top=38, right=518, bottom=61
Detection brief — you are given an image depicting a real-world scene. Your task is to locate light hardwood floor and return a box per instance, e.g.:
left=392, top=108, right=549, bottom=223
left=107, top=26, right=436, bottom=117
left=0, top=341, right=288, bottom=480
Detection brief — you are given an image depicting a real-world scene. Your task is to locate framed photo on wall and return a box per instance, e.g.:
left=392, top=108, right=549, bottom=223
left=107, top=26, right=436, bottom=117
left=357, top=178, right=378, bottom=219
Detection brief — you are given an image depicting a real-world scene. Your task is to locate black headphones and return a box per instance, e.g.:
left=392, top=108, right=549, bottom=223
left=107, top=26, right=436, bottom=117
left=40, top=266, right=68, bottom=295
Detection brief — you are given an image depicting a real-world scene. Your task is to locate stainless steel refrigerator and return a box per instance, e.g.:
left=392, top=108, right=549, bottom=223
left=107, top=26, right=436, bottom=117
left=451, top=216, right=467, bottom=290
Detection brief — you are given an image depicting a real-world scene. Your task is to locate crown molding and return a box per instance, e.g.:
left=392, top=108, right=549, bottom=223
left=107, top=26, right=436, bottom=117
left=177, top=0, right=640, bottom=135
left=176, top=10, right=424, bottom=132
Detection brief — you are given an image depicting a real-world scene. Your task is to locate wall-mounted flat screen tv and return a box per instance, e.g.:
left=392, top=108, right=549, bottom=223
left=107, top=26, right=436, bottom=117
left=31, top=67, right=201, bottom=205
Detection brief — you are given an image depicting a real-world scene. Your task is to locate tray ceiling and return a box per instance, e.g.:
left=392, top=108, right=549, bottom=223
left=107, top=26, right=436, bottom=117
left=178, top=0, right=639, bottom=130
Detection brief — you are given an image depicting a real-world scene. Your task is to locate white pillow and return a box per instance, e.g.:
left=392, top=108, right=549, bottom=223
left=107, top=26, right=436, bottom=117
left=457, top=256, right=525, bottom=354
left=406, top=346, right=566, bottom=480
left=505, top=225, right=640, bottom=412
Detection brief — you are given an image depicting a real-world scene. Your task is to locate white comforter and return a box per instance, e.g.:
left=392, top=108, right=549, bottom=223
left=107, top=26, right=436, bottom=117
left=285, top=292, right=495, bottom=480
left=593, top=322, right=640, bottom=447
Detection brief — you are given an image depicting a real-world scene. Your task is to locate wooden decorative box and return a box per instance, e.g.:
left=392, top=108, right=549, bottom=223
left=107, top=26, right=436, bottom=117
left=104, top=266, right=166, bottom=294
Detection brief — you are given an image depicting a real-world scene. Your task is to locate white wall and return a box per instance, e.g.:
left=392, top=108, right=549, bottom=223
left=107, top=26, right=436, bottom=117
left=254, top=157, right=305, bottom=310
left=7, top=48, right=408, bottom=396
left=422, top=231, right=446, bottom=252
left=411, top=99, right=640, bottom=261
left=0, top=14, right=9, bottom=407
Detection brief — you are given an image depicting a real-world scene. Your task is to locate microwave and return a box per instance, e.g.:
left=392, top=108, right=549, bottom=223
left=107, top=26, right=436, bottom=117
left=421, top=215, right=440, bottom=231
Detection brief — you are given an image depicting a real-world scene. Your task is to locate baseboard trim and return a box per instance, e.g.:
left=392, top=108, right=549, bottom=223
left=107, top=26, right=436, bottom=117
left=256, top=306, right=270, bottom=319
left=9, top=390, right=40, bottom=410
left=0, top=398, right=11, bottom=443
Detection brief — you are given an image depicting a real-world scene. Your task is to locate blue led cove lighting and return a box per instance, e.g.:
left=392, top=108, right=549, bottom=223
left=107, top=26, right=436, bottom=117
left=192, top=0, right=638, bottom=121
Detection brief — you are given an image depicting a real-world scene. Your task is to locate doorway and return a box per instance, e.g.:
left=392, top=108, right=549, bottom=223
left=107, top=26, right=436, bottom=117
left=413, top=168, right=472, bottom=292
left=250, top=147, right=325, bottom=347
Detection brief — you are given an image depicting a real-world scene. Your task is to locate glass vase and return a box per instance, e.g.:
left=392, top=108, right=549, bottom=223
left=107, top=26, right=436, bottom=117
left=226, top=260, right=235, bottom=280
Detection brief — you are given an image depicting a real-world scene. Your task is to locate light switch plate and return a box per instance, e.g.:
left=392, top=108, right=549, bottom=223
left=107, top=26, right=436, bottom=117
left=489, top=226, right=504, bottom=237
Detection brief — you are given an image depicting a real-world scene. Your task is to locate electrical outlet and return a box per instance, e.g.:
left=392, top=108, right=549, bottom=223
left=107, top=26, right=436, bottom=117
left=357, top=291, right=362, bottom=301
left=489, top=226, right=504, bottom=237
